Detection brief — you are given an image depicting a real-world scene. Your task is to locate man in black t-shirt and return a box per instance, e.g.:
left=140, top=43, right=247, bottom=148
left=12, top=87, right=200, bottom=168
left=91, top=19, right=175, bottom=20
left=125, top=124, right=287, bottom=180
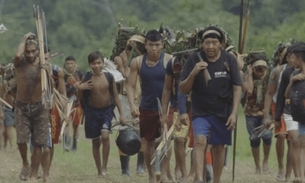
left=179, top=26, right=242, bottom=183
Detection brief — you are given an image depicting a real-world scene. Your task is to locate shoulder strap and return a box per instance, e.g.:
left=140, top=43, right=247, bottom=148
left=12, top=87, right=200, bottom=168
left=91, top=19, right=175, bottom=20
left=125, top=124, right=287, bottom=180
left=82, top=71, right=92, bottom=82
left=104, top=72, right=115, bottom=105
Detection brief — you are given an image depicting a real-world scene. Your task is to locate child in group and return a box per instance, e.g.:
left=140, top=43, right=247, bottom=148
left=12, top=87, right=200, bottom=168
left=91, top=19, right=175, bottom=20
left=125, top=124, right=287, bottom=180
left=77, top=50, right=125, bottom=177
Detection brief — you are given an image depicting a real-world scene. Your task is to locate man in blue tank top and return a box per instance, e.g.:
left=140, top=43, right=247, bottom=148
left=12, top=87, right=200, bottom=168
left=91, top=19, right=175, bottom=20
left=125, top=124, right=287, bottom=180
left=179, top=26, right=242, bottom=183
left=127, top=30, right=174, bottom=183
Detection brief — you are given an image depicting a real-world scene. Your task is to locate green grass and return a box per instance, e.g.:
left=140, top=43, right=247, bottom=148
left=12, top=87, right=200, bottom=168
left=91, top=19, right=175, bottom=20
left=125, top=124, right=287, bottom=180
left=0, top=106, right=286, bottom=183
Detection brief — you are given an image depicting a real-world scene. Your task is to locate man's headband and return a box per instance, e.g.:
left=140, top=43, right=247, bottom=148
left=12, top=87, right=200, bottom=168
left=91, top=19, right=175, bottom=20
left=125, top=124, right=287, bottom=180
left=202, top=30, right=221, bottom=39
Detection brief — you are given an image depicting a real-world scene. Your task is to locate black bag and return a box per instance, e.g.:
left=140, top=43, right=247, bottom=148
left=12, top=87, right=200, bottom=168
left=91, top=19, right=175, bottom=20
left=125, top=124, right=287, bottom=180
left=290, top=80, right=305, bottom=123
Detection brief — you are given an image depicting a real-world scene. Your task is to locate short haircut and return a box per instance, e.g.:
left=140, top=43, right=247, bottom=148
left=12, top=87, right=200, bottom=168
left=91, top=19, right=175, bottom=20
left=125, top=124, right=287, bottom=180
left=201, top=26, right=224, bottom=43
left=87, top=51, right=104, bottom=64
left=291, top=42, right=305, bottom=62
left=65, top=55, right=76, bottom=62
left=145, top=30, right=163, bottom=42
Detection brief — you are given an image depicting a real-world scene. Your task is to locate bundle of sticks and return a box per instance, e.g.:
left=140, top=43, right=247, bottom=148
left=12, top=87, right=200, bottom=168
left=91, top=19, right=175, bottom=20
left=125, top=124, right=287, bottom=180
left=151, top=98, right=176, bottom=175
left=52, top=89, right=74, bottom=144
left=33, top=5, right=52, bottom=109
left=251, top=123, right=274, bottom=140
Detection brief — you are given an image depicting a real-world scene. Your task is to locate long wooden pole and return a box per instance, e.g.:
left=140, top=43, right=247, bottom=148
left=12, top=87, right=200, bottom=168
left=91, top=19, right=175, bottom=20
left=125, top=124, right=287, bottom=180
left=233, top=1, right=244, bottom=182
left=240, top=0, right=251, bottom=54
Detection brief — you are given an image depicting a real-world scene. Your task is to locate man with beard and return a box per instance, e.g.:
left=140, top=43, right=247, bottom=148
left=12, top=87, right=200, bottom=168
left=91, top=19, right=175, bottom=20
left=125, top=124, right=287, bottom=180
left=13, top=32, right=50, bottom=181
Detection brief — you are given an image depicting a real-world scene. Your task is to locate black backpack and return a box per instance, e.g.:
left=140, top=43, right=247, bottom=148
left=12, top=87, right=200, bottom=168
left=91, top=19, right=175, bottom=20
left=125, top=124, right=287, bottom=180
left=289, top=80, right=305, bottom=123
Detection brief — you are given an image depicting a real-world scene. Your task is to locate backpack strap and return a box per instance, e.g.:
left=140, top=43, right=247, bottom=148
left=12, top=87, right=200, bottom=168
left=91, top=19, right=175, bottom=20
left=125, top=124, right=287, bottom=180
left=104, top=72, right=115, bottom=105
left=104, top=71, right=117, bottom=122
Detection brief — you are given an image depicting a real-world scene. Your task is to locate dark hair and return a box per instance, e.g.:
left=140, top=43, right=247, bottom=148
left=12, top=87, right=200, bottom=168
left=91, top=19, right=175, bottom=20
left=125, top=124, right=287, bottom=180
left=87, top=51, right=104, bottom=64
left=291, top=42, right=305, bottom=62
left=201, top=26, right=224, bottom=43
left=126, top=45, right=133, bottom=51
left=145, top=30, right=163, bottom=42
left=65, top=55, right=76, bottom=62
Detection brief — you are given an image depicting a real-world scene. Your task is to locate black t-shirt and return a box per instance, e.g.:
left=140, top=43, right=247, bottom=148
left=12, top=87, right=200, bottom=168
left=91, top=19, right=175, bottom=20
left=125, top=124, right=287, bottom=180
left=180, top=50, right=242, bottom=118
left=275, top=66, right=294, bottom=121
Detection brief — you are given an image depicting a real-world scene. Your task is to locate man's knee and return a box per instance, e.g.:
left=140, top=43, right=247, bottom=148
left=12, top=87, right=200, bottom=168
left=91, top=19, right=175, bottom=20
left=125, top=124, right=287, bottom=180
left=194, top=135, right=207, bottom=146
left=174, top=137, right=186, bottom=146
left=262, top=138, right=272, bottom=146
left=250, top=140, right=260, bottom=148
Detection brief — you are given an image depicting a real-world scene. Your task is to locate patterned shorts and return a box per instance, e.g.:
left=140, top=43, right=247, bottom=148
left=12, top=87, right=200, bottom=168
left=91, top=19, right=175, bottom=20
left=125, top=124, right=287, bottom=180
left=15, top=101, right=50, bottom=146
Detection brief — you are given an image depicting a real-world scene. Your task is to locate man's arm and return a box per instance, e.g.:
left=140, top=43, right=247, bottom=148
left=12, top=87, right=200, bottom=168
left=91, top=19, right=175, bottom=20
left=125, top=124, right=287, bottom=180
left=263, top=82, right=277, bottom=125
left=179, top=58, right=206, bottom=94
left=14, top=32, right=35, bottom=67
left=177, top=91, right=189, bottom=126
left=57, top=68, right=67, bottom=97
left=161, top=73, right=173, bottom=123
left=114, top=55, right=129, bottom=79
left=243, top=65, right=254, bottom=95
left=226, top=85, right=242, bottom=130
left=127, top=57, right=140, bottom=117
left=112, top=76, right=125, bottom=124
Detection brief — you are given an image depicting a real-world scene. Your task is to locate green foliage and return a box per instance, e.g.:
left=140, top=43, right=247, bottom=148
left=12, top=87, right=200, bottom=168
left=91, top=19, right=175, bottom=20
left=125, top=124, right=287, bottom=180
left=0, top=0, right=304, bottom=72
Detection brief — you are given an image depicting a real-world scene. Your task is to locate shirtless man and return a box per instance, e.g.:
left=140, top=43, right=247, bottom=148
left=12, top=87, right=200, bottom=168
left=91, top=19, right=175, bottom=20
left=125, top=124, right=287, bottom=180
left=78, top=51, right=124, bottom=177
left=13, top=32, right=50, bottom=181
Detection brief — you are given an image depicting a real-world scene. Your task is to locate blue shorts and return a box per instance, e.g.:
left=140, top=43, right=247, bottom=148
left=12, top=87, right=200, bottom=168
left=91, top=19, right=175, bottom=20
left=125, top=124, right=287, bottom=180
left=192, top=115, right=232, bottom=145
left=3, top=106, right=14, bottom=127
left=84, top=105, right=114, bottom=139
left=298, top=123, right=305, bottom=135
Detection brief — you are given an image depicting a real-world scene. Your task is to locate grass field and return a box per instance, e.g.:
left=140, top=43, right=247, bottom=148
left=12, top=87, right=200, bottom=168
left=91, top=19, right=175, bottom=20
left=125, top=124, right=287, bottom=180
left=0, top=107, right=285, bottom=183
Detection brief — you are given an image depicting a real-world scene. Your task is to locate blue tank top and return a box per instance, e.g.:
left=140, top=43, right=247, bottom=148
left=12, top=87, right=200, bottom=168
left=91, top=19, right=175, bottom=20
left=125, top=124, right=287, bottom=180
left=140, top=52, right=165, bottom=110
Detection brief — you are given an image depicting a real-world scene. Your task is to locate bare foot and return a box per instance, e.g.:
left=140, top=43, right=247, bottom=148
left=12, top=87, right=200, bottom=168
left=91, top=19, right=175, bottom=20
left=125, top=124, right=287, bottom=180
left=19, top=166, right=31, bottom=180
left=292, top=178, right=303, bottom=183
left=148, top=178, right=158, bottom=183
left=255, top=167, right=261, bottom=174
left=28, top=177, right=39, bottom=183
left=187, top=172, right=195, bottom=181
left=178, top=176, right=188, bottom=183
left=262, top=161, right=270, bottom=174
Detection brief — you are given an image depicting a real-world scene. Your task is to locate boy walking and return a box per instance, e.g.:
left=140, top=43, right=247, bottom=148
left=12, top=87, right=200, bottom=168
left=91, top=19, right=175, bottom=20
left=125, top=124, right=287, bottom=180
left=77, top=51, right=125, bottom=177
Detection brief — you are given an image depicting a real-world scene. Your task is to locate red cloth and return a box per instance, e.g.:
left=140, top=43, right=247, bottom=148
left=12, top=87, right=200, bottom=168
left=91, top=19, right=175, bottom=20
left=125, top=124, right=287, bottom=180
left=50, top=106, right=61, bottom=144
left=139, top=108, right=173, bottom=141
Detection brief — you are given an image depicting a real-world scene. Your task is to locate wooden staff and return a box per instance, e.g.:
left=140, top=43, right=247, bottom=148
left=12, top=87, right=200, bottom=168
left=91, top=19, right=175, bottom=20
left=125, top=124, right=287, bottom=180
left=196, top=52, right=211, bottom=86
left=240, top=0, right=251, bottom=54
left=233, top=1, right=244, bottom=182
left=0, top=97, right=13, bottom=109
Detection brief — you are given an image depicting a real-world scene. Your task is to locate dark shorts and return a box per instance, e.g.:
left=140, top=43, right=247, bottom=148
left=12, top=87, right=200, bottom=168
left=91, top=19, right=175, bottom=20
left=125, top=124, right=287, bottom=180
left=139, top=108, right=174, bottom=141
left=3, top=106, right=14, bottom=127
left=84, top=105, right=114, bottom=139
left=245, top=115, right=273, bottom=141
left=192, top=115, right=232, bottom=145
left=14, top=101, right=50, bottom=146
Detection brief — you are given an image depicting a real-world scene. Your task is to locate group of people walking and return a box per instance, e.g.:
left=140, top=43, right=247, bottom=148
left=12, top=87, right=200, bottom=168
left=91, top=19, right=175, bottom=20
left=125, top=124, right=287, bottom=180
left=1, top=21, right=305, bottom=183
